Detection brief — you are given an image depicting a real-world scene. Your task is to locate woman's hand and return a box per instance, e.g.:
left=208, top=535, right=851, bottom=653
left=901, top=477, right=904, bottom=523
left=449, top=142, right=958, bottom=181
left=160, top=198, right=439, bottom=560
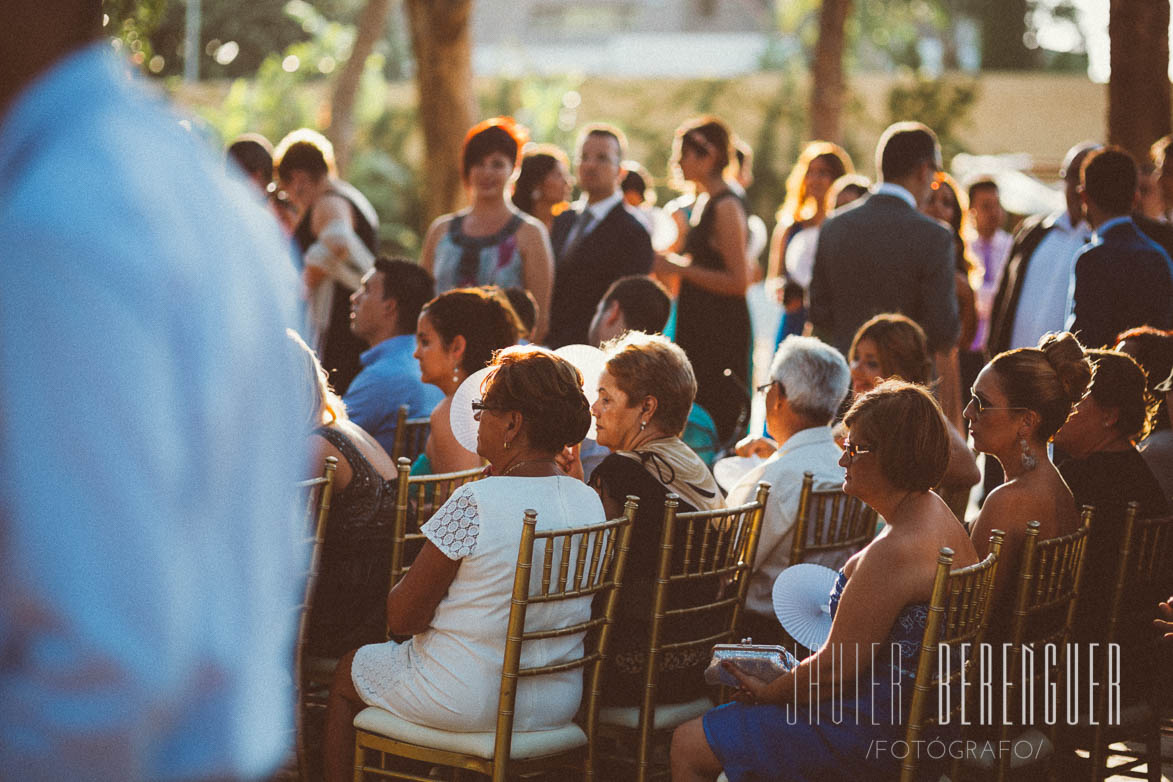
left=722, top=661, right=771, bottom=704
left=555, top=443, right=585, bottom=482
left=734, top=435, right=777, bottom=459
left=1156, top=597, right=1173, bottom=640
left=653, top=252, right=687, bottom=283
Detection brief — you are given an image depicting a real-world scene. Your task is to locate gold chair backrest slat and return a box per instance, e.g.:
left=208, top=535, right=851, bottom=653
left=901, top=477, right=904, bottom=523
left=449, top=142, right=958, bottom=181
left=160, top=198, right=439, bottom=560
left=390, top=405, right=432, bottom=463
left=789, top=471, right=880, bottom=567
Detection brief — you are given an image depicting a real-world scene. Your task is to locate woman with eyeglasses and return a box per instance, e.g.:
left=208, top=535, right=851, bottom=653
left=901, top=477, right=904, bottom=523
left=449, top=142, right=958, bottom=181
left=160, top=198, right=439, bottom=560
left=560, top=331, right=723, bottom=707
left=413, top=287, right=520, bottom=474
left=965, top=331, right=1091, bottom=610
left=653, top=116, right=752, bottom=447
left=671, top=381, right=977, bottom=782
left=322, top=346, right=603, bottom=782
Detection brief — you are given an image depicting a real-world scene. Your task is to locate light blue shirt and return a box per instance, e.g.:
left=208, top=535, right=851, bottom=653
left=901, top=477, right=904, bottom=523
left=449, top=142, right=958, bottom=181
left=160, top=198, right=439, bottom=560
left=1010, top=210, right=1090, bottom=350
left=873, top=181, right=918, bottom=209
left=0, top=45, right=306, bottom=781
left=343, top=335, right=444, bottom=455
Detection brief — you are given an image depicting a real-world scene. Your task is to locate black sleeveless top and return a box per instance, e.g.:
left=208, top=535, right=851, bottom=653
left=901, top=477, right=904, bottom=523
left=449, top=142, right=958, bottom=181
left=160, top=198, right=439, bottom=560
left=308, top=426, right=397, bottom=658
left=294, top=185, right=378, bottom=255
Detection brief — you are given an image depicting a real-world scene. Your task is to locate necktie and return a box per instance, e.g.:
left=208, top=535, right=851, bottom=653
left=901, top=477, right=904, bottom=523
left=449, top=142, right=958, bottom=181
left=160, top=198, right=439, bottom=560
left=564, top=209, right=595, bottom=257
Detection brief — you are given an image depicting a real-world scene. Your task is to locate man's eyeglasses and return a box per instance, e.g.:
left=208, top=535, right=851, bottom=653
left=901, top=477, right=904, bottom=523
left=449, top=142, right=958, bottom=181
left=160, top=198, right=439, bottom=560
left=842, top=440, right=873, bottom=461
left=966, top=389, right=1028, bottom=415
left=756, top=381, right=785, bottom=396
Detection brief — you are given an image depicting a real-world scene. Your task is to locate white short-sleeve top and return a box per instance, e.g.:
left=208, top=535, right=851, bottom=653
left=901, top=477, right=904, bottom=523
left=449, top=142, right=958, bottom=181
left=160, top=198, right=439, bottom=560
left=352, top=475, right=607, bottom=731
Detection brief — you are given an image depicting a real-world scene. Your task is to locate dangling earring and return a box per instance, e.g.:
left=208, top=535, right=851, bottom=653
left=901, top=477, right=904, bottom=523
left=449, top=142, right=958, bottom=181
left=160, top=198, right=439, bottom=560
left=504, top=439, right=510, bottom=450
left=640, top=419, right=647, bottom=431
left=531, top=189, right=541, bottom=201
left=452, top=365, right=460, bottom=384
left=1019, top=437, right=1037, bottom=471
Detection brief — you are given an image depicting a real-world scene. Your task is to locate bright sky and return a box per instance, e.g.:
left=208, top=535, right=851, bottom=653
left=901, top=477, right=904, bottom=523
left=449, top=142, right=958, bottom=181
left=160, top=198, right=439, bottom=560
left=1068, top=0, right=1172, bottom=83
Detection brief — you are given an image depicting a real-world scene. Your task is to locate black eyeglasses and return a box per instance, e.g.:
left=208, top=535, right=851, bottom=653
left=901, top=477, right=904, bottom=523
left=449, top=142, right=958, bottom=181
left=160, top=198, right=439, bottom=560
left=756, top=381, right=786, bottom=396
left=966, top=389, right=1028, bottom=416
left=842, top=440, right=873, bottom=461
left=471, top=398, right=505, bottom=417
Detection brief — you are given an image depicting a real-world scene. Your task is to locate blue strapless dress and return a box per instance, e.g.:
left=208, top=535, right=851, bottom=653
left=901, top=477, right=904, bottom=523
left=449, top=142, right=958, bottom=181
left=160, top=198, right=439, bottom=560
left=703, top=571, right=940, bottom=781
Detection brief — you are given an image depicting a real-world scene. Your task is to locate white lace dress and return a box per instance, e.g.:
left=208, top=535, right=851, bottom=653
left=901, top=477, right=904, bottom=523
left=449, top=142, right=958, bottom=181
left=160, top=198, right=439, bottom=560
left=350, top=475, right=606, bottom=731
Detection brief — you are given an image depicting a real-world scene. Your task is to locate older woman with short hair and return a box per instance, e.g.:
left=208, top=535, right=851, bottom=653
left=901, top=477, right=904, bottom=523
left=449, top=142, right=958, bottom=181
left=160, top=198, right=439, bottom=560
left=671, top=381, right=977, bottom=782
left=574, top=331, right=722, bottom=706
left=323, top=346, right=603, bottom=781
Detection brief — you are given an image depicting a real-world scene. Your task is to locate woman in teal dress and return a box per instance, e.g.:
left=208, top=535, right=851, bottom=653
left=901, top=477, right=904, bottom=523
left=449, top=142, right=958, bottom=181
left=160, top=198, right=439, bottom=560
left=670, top=381, right=979, bottom=782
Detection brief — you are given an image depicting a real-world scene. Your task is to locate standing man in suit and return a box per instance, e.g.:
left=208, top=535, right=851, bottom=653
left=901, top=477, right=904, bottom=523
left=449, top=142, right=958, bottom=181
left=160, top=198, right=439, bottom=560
left=547, top=123, right=653, bottom=348
left=808, top=121, right=962, bottom=424
left=1069, top=146, right=1173, bottom=349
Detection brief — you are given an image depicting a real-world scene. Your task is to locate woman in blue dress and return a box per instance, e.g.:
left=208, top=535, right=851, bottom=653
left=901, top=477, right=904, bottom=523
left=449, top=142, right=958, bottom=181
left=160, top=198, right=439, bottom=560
left=670, top=380, right=979, bottom=782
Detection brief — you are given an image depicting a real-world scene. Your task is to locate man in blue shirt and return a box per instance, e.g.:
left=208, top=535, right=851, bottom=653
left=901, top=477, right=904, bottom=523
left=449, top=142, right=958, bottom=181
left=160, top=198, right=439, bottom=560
left=344, top=257, right=444, bottom=455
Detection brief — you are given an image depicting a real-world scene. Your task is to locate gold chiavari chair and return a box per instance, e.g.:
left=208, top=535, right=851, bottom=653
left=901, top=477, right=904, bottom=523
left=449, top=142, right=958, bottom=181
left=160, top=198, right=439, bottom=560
left=900, top=530, right=1005, bottom=782
left=388, top=457, right=486, bottom=598
left=789, top=470, right=880, bottom=568
left=352, top=499, right=638, bottom=782
left=390, top=406, right=431, bottom=464
left=959, top=509, right=1093, bottom=781
left=597, top=483, right=771, bottom=782
left=1071, top=504, right=1173, bottom=782
left=294, top=456, right=338, bottom=780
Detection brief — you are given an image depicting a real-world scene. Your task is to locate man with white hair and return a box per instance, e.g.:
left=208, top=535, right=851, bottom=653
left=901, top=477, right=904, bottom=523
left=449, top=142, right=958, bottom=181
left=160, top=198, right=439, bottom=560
left=725, top=335, right=851, bottom=645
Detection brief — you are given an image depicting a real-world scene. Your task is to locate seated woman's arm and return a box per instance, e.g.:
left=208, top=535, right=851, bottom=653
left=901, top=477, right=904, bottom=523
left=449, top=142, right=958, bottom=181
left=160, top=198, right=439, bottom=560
left=427, top=398, right=482, bottom=473
left=940, top=424, right=980, bottom=490
left=726, top=535, right=922, bottom=705
left=385, top=542, right=460, bottom=636
left=968, top=486, right=1026, bottom=612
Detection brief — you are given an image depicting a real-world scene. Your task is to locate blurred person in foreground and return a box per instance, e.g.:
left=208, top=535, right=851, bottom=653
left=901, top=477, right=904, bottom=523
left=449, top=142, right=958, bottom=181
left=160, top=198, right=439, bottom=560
left=727, top=336, right=852, bottom=645
left=671, top=382, right=977, bottom=782
left=1114, top=326, right=1173, bottom=503
left=323, top=347, right=602, bottom=782
left=0, top=2, right=307, bottom=779
left=275, top=128, right=379, bottom=396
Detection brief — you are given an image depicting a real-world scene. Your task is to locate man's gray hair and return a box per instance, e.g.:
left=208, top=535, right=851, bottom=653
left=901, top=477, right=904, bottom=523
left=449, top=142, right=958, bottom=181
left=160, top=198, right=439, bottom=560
left=769, top=335, right=850, bottom=424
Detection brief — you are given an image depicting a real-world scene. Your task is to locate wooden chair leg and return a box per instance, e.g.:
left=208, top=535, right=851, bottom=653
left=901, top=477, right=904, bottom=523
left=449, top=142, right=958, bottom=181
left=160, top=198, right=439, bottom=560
left=1146, top=720, right=1161, bottom=782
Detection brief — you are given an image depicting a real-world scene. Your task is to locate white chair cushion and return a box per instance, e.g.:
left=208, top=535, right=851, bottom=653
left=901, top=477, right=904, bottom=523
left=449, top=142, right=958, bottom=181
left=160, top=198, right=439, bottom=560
left=353, top=707, right=586, bottom=760
left=716, top=774, right=728, bottom=782
left=961, top=727, right=1053, bottom=770
left=598, top=697, right=715, bottom=731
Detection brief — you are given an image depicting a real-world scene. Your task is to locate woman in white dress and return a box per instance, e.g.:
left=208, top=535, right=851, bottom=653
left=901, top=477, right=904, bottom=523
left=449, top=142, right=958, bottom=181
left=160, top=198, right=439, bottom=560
left=323, top=346, right=603, bottom=781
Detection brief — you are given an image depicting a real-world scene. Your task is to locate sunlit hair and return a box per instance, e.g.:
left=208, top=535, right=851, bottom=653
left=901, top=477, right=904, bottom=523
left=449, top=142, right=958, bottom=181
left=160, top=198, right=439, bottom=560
left=1114, top=326, right=1173, bottom=432
left=850, top=314, right=933, bottom=386
left=828, top=174, right=871, bottom=208
left=929, top=171, right=976, bottom=277
left=843, top=379, right=950, bottom=492
left=673, top=115, right=736, bottom=179
left=461, top=117, right=529, bottom=180
left=1085, top=349, right=1157, bottom=442
left=988, top=331, right=1092, bottom=441
left=420, top=287, right=521, bottom=376
left=876, top=121, right=940, bottom=181
left=601, top=331, right=697, bottom=436
left=511, top=143, right=569, bottom=215
left=778, top=141, right=853, bottom=226
left=768, top=335, right=850, bottom=425
left=273, top=128, right=336, bottom=181
left=621, top=160, right=657, bottom=206
left=578, top=123, right=628, bottom=162
left=287, top=329, right=347, bottom=429
left=481, top=346, right=591, bottom=452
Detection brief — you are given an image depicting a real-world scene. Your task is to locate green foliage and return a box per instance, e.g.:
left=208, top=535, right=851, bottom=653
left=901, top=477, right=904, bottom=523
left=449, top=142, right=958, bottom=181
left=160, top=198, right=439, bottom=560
left=887, top=76, right=979, bottom=162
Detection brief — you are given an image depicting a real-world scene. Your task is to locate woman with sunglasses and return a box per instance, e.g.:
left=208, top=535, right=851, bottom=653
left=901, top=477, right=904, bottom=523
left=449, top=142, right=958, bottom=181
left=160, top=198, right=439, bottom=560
left=654, top=116, right=752, bottom=447
left=322, top=346, right=602, bottom=781
left=965, top=331, right=1091, bottom=610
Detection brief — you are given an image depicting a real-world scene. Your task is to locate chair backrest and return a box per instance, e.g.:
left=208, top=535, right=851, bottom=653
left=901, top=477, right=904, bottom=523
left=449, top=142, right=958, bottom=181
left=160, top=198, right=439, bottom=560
left=628, top=483, right=770, bottom=772
left=901, top=530, right=1005, bottom=782
left=1092, top=504, right=1173, bottom=727
left=491, top=499, right=638, bottom=782
left=293, top=456, right=338, bottom=778
left=389, top=456, right=486, bottom=594
left=788, top=471, right=879, bottom=567
left=391, top=404, right=432, bottom=463
left=994, top=508, right=1092, bottom=754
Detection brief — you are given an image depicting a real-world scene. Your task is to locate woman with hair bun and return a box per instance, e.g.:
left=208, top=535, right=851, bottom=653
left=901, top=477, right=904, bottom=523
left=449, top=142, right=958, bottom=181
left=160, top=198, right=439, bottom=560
left=511, top=144, right=572, bottom=232
left=965, top=331, right=1092, bottom=605
left=421, top=118, right=554, bottom=342
left=323, top=346, right=604, bottom=782
left=413, top=287, right=521, bottom=473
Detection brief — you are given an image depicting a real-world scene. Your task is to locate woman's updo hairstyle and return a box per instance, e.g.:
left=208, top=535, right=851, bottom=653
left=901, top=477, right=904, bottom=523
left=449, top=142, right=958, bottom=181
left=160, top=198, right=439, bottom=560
left=843, top=380, right=950, bottom=491
left=461, top=117, right=528, bottom=180
left=849, top=313, right=932, bottom=385
left=421, top=287, right=521, bottom=376
left=511, top=144, right=567, bottom=215
left=988, top=331, right=1091, bottom=441
left=481, top=346, right=591, bottom=452
left=1084, top=349, right=1156, bottom=441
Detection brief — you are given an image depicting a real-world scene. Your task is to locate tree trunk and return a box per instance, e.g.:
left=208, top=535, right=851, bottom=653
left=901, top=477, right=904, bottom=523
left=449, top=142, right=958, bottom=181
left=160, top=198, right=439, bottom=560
left=328, top=0, right=392, bottom=176
left=405, top=0, right=476, bottom=223
left=810, top=0, right=851, bottom=144
left=1108, top=0, right=1171, bottom=164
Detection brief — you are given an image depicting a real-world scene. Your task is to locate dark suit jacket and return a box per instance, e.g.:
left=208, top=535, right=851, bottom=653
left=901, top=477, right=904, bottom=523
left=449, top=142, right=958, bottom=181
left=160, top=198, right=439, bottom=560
left=1070, top=218, right=1173, bottom=349
left=808, top=192, right=959, bottom=356
left=985, top=213, right=1056, bottom=356
left=547, top=200, right=653, bottom=347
